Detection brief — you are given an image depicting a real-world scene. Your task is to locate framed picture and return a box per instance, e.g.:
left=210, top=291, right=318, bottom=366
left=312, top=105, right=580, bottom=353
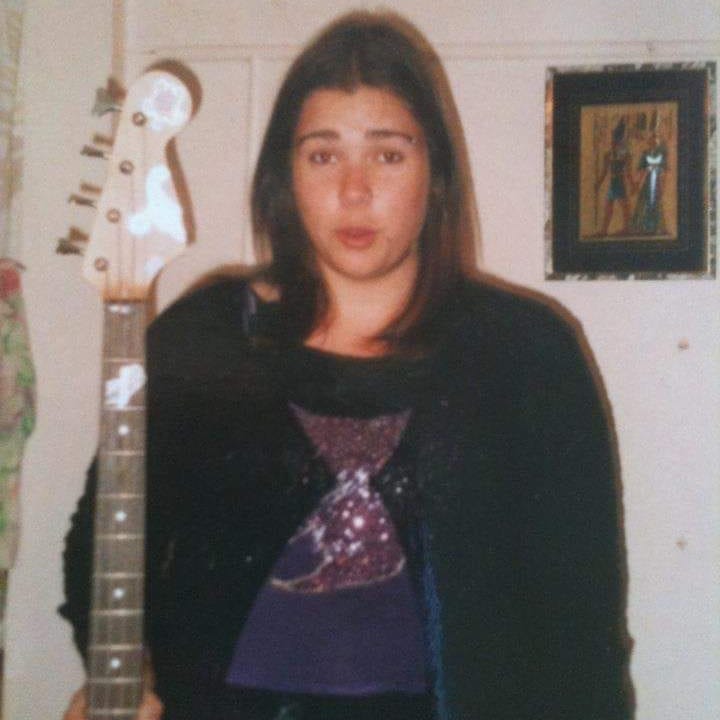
left=545, top=62, right=716, bottom=279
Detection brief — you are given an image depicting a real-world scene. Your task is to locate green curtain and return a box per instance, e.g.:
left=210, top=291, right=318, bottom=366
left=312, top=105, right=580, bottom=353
left=1, top=0, right=34, bottom=571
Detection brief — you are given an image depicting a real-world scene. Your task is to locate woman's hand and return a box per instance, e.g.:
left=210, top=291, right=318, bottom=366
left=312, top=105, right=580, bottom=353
left=63, top=686, right=163, bottom=720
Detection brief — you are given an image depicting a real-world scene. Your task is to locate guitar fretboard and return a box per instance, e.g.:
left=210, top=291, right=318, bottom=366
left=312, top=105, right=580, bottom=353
left=88, top=301, right=147, bottom=719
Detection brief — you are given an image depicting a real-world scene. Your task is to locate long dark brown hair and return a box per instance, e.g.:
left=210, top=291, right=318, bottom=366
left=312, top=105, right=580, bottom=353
left=251, top=10, right=479, bottom=351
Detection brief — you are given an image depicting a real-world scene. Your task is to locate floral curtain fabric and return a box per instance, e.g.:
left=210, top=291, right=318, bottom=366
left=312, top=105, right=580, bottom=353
left=1, top=0, right=23, bottom=260
left=1, top=0, right=34, bottom=571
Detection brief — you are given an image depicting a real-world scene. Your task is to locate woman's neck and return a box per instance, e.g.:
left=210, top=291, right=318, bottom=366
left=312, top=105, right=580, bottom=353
left=305, top=264, right=417, bottom=358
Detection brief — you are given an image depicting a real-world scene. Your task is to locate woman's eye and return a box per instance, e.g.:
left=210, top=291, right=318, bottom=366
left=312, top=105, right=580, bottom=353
left=377, top=150, right=404, bottom=164
left=308, top=150, right=337, bottom=165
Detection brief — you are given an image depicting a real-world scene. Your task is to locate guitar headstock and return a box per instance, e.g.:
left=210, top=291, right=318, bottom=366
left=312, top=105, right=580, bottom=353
left=78, top=71, right=194, bottom=300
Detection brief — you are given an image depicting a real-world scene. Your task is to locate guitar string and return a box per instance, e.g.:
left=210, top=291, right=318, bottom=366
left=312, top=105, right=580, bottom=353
left=94, top=84, right=190, bottom=711
left=129, top=127, right=143, bottom=298
left=92, top=86, right=177, bottom=717
left=91, top=307, right=145, bottom=712
left=125, top=121, right=136, bottom=300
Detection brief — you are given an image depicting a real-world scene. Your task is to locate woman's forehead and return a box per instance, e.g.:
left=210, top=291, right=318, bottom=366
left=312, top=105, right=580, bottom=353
left=293, top=86, right=424, bottom=143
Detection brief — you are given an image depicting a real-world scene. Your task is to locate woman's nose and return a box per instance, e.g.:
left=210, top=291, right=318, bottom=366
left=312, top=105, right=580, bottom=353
left=339, top=162, right=372, bottom=205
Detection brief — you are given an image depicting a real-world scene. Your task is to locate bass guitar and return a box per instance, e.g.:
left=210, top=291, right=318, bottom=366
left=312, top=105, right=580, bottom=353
left=62, top=69, right=194, bottom=720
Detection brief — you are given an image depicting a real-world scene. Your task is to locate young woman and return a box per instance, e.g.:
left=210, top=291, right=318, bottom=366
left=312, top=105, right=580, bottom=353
left=62, top=11, right=632, bottom=720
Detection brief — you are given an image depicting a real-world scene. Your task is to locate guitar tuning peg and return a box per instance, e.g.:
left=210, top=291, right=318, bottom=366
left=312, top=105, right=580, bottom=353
left=69, top=226, right=89, bottom=242
left=81, top=144, right=109, bottom=160
left=93, top=133, right=113, bottom=147
left=92, top=77, right=125, bottom=116
left=56, top=238, right=83, bottom=255
left=106, top=76, right=126, bottom=102
left=80, top=182, right=102, bottom=195
left=68, top=193, right=97, bottom=209
left=56, top=227, right=89, bottom=256
left=92, top=87, right=122, bottom=116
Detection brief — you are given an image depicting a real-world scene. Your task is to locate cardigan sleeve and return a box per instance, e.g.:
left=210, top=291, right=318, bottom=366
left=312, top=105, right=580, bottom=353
left=56, top=284, right=225, bottom=657
left=58, top=279, right=257, bottom=661
left=58, top=461, right=96, bottom=658
left=515, top=308, right=633, bottom=719
left=57, top=357, right=184, bottom=660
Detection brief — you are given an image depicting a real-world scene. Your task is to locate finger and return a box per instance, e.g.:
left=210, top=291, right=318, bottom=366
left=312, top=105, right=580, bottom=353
left=62, top=687, right=87, bottom=720
left=137, top=691, right=164, bottom=720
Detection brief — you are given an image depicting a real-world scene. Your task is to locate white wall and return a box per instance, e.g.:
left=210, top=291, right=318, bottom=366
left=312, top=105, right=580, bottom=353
left=5, top=2, right=114, bottom=718
left=7, top=1, right=719, bottom=718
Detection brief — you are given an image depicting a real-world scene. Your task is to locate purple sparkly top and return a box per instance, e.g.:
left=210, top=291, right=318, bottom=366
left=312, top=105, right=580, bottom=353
left=225, top=404, right=428, bottom=695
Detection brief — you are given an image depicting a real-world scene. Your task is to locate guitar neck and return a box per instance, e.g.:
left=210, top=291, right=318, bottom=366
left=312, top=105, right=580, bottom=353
left=88, top=301, right=148, bottom=719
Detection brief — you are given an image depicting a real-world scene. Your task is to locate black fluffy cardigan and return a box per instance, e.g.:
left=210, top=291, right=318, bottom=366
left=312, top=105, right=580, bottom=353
left=61, top=277, right=633, bottom=719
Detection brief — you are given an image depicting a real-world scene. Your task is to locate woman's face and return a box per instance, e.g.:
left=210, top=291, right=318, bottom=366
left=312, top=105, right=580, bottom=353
left=291, top=85, right=430, bottom=288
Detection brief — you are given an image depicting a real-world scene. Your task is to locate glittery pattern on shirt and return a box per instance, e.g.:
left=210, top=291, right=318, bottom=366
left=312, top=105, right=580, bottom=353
left=226, top=403, right=428, bottom=694
left=268, top=405, right=411, bottom=594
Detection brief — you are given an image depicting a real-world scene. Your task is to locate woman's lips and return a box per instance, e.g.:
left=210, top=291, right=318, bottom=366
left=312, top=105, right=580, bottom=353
left=335, top=227, right=377, bottom=248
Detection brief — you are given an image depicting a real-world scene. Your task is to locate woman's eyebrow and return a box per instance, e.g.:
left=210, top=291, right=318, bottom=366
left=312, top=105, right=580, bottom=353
left=294, top=128, right=418, bottom=148
left=294, top=129, right=339, bottom=147
left=366, top=129, right=418, bottom=144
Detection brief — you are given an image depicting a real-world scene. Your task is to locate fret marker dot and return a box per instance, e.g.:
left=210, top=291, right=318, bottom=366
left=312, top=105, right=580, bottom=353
left=113, top=587, right=126, bottom=600
left=109, top=657, right=122, bottom=670
left=118, top=424, right=130, bottom=436
left=115, top=510, right=127, bottom=522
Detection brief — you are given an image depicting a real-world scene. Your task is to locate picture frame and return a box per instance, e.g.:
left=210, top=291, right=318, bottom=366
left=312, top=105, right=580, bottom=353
left=545, top=62, right=716, bottom=279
